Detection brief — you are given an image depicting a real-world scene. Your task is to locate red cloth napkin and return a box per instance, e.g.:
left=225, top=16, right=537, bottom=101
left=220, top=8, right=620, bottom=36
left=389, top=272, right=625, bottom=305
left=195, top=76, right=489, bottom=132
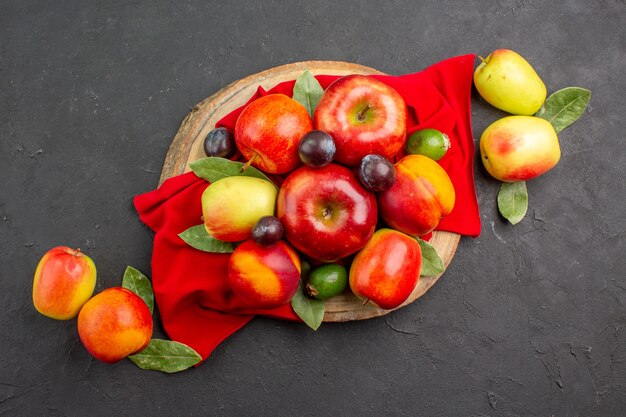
left=134, top=54, right=480, bottom=361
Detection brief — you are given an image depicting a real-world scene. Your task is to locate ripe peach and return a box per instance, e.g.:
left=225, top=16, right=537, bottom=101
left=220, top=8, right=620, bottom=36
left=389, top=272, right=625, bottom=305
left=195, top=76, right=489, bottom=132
left=378, top=154, right=455, bottom=236
left=349, top=229, right=422, bottom=310
left=32, top=246, right=97, bottom=320
left=480, top=116, right=560, bottom=182
left=77, top=287, right=153, bottom=363
left=228, top=239, right=301, bottom=309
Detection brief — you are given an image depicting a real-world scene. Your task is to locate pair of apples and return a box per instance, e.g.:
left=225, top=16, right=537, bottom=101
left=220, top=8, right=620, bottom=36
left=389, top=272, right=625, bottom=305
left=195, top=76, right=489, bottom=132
left=33, top=247, right=152, bottom=363
left=202, top=75, right=455, bottom=311
left=475, top=49, right=560, bottom=182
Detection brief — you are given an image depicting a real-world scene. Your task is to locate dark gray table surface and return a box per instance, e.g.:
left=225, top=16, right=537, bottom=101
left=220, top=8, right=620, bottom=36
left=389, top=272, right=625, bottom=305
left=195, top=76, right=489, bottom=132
left=2, top=1, right=625, bottom=416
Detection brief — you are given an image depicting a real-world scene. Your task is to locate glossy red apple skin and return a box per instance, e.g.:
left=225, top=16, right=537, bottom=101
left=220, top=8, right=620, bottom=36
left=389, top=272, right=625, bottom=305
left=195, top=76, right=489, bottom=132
left=276, top=163, right=378, bottom=262
left=314, top=75, right=407, bottom=166
left=234, top=94, right=313, bottom=174
left=349, top=228, right=422, bottom=310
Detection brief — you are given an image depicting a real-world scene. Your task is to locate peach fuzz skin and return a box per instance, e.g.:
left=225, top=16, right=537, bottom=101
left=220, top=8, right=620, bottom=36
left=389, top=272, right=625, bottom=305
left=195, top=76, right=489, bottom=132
left=349, top=229, right=422, bottom=310
left=32, top=246, right=97, bottom=320
left=234, top=94, right=312, bottom=174
left=77, top=287, right=153, bottom=364
left=480, top=116, right=560, bottom=182
left=228, top=240, right=301, bottom=309
left=378, top=155, right=455, bottom=237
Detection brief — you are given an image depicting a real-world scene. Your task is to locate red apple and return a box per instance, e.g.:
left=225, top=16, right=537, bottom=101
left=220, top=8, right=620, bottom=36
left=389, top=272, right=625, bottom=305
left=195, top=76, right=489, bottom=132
left=78, top=287, right=153, bottom=364
left=314, top=75, right=407, bottom=166
left=349, top=228, right=422, bottom=310
left=277, top=163, right=378, bottom=262
left=378, top=154, right=455, bottom=237
left=32, top=246, right=97, bottom=320
left=228, top=239, right=301, bottom=309
left=234, top=94, right=313, bottom=174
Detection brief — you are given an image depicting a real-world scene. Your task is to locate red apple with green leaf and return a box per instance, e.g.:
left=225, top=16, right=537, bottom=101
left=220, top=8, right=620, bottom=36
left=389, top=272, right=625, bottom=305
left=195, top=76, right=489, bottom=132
left=234, top=94, right=313, bottom=174
left=314, top=75, right=407, bottom=166
left=276, top=163, right=377, bottom=262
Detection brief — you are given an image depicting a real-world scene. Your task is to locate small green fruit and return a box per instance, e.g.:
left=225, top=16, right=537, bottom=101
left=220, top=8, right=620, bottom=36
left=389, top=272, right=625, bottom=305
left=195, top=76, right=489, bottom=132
left=406, top=129, right=450, bottom=161
left=305, top=264, right=348, bottom=300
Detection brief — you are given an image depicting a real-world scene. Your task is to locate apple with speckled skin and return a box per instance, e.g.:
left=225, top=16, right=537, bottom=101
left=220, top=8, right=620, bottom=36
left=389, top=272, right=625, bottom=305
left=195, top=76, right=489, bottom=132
left=202, top=176, right=277, bottom=242
left=349, top=228, right=422, bottom=310
left=78, top=287, right=153, bottom=363
left=277, top=163, right=378, bottom=262
left=378, top=154, right=455, bottom=237
left=235, top=94, right=313, bottom=174
left=228, top=239, right=301, bottom=309
left=314, top=75, right=407, bottom=166
left=32, top=246, right=97, bottom=320
left=480, top=116, right=560, bottom=182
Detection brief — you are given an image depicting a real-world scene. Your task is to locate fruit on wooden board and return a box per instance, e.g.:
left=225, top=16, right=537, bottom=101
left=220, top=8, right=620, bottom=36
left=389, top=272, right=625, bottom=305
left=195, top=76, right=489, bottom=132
left=474, top=49, right=547, bottom=115
left=480, top=115, right=560, bottom=182
left=77, top=287, right=153, bottom=363
left=32, top=246, right=97, bottom=320
left=201, top=176, right=277, bottom=242
left=277, top=163, right=378, bottom=262
left=228, top=239, right=301, bottom=309
left=234, top=94, right=313, bottom=174
left=349, top=228, right=422, bottom=310
left=305, top=263, right=348, bottom=300
left=378, top=154, right=455, bottom=237
left=314, top=75, right=407, bottom=166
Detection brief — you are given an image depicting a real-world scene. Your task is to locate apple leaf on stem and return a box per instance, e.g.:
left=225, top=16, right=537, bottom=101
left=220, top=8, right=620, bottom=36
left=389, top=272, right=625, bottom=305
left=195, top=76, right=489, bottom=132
left=291, top=281, right=324, bottom=330
left=497, top=181, right=528, bottom=225
left=178, top=224, right=235, bottom=253
left=122, top=266, right=154, bottom=315
left=535, top=87, right=591, bottom=134
left=416, top=239, right=444, bottom=276
left=189, top=157, right=275, bottom=187
left=292, top=70, right=324, bottom=118
left=128, top=339, right=202, bottom=373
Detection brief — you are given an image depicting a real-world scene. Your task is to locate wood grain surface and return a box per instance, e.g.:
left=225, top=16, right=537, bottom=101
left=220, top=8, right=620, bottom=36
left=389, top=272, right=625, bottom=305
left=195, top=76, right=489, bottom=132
left=159, top=61, right=460, bottom=321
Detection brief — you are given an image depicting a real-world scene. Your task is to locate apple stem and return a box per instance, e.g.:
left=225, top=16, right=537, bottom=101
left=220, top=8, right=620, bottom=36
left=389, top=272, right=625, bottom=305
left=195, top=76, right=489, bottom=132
left=240, top=154, right=258, bottom=173
left=478, top=55, right=487, bottom=64
left=356, top=104, right=372, bottom=122
left=362, top=298, right=370, bottom=306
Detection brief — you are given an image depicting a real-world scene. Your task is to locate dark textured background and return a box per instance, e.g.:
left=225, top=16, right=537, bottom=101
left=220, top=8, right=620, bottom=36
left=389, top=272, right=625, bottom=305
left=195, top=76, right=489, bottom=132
left=1, top=1, right=625, bottom=416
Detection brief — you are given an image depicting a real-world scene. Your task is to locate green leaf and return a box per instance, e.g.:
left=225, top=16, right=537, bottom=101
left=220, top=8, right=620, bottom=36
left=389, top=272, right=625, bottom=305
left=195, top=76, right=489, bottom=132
left=291, top=281, right=324, bottom=330
left=189, top=157, right=275, bottom=186
left=122, top=266, right=154, bottom=315
left=535, top=87, right=591, bottom=133
left=292, top=70, right=325, bottom=118
left=178, top=224, right=235, bottom=253
left=128, top=339, right=202, bottom=373
left=498, top=181, right=528, bottom=225
left=416, top=239, right=445, bottom=276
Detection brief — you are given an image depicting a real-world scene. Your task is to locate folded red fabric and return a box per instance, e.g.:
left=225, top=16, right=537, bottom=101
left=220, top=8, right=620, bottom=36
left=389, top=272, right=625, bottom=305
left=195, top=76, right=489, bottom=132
left=134, top=54, right=480, bottom=361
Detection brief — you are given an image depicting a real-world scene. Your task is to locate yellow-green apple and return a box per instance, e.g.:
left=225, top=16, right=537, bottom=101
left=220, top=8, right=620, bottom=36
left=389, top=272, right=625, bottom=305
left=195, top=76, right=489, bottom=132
left=201, top=176, right=277, bottom=242
left=378, top=154, right=455, bottom=236
left=32, top=246, right=97, bottom=320
left=77, top=287, right=153, bottom=363
left=474, top=49, right=547, bottom=115
left=480, top=115, right=560, bottom=182
left=234, top=94, right=313, bottom=174
left=314, top=75, right=407, bottom=166
left=228, top=239, right=301, bottom=309
left=349, top=228, right=422, bottom=310
left=277, top=163, right=378, bottom=262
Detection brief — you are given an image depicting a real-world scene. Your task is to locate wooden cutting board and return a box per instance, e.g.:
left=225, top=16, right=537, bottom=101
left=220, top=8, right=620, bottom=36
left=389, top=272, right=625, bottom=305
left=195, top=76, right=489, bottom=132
left=159, top=61, right=460, bottom=322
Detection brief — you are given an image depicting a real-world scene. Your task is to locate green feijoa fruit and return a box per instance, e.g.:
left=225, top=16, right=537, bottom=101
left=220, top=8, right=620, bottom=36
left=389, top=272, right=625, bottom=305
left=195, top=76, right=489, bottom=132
left=406, top=129, right=451, bottom=161
left=305, top=264, right=348, bottom=300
